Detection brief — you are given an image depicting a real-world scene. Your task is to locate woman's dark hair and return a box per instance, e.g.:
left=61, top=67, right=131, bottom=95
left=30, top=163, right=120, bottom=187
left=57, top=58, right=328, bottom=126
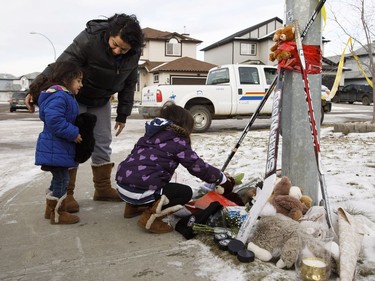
left=107, top=13, right=145, bottom=52
left=159, top=101, right=195, bottom=136
left=29, top=62, right=82, bottom=104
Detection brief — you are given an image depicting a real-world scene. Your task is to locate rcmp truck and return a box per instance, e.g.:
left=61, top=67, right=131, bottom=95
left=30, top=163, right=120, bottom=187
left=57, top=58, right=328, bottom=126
left=138, top=64, right=330, bottom=132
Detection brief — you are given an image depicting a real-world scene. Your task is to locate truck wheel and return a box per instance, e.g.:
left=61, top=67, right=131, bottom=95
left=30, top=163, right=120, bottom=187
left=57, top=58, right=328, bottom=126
left=189, top=105, right=212, bottom=133
left=320, top=106, right=324, bottom=124
left=362, top=96, right=370, bottom=106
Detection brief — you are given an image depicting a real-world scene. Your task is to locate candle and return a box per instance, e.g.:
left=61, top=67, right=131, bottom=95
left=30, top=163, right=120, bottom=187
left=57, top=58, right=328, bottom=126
left=300, top=257, right=327, bottom=281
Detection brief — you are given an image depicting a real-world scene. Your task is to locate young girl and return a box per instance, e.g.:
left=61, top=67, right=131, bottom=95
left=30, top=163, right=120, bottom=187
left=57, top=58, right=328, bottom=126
left=35, top=61, right=83, bottom=225
left=116, top=101, right=235, bottom=234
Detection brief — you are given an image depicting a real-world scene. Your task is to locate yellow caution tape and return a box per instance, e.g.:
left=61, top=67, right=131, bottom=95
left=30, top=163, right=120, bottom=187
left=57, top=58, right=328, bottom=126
left=329, top=37, right=373, bottom=100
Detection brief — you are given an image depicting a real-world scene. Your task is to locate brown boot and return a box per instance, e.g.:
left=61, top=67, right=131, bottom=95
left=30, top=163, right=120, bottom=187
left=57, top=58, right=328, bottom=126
left=47, top=193, right=80, bottom=225
left=124, top=203, right=147, bottom=218
left=45, top=188, right=52, bottom=219
left=65, top=167, right=79, bottom=213
left=91, top=162, right=122, bottom=202
left=137, top=195, right=183, bottom=234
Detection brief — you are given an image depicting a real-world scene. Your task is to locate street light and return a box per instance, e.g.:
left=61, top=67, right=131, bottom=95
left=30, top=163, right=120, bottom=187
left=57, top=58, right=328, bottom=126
left=30, top=32, right=57, bottom=61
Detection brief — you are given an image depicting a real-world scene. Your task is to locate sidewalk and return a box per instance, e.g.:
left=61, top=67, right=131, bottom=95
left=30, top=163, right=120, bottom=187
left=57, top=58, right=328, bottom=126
left=0, top=160, right=211, bottom=281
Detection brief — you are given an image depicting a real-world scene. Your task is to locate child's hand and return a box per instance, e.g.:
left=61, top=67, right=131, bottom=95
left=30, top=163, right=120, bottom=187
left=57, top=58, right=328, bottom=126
left=74, top=134, right=82, bottom=143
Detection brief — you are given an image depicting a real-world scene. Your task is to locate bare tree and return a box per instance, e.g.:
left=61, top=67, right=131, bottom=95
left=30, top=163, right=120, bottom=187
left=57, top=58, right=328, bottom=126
left=330, top=0, right=375, bottom=122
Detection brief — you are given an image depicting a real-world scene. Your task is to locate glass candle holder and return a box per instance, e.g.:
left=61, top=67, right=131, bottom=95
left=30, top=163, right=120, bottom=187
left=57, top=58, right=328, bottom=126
left=295, top=230, right=334, bottom=281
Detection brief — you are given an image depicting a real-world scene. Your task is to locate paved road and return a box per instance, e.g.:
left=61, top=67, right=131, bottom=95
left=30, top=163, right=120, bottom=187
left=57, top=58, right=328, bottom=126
left=0, top=102, right=373, bottom=128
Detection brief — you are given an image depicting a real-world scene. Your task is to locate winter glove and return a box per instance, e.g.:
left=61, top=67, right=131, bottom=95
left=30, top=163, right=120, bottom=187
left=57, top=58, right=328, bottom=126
left=215, top=173, right=235, bottom=195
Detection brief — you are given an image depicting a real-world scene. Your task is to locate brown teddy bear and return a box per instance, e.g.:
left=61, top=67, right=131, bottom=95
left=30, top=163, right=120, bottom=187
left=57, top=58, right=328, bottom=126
left=269, top=25, right=295, bottom=62
left=269, top=176, right=312, bottom=221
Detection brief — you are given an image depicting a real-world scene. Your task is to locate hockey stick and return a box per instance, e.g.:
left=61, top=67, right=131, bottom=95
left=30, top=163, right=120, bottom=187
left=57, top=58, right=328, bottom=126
left=293, top=19, right=335, bottom=230
left=220, top=75, right=278, bottom=172
left=234, top=67, right=285, bottom=245
left=222, top=0, right=326, bottom=173
left=229, top=0, right=327, bottom=249
left=197, top=77, right=278, bottom=195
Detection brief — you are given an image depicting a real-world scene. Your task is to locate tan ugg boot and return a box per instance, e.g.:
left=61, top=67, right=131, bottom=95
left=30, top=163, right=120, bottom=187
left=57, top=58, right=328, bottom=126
left=124, top=203, right=148, bottom=218
left=137, top=195, right=183, bottom=234
left=46, top=193, right=80, bottom=224
left=65, top=167, right=79, bottom=213
left=91, top=162, right=122, bottom=202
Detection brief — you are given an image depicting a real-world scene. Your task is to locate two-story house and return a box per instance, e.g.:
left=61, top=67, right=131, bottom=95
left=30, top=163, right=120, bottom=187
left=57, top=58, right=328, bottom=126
left=137, top=27, right=216, bottom=101
left=201, top=17, right=283, bottom=66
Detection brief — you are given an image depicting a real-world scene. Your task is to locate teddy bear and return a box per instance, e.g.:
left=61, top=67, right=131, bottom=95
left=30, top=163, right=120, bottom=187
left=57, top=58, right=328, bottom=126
left=269, top=25, right=295, bottom=62
left=74, top=112, right=97, bottom=163
left=269, top=176, right=312, bottom=221
left=247, top=210, right=339, bottom=269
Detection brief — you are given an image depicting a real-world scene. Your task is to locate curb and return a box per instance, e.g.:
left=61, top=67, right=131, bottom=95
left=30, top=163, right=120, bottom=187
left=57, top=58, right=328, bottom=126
left=333, top=121, right=375, bottom=133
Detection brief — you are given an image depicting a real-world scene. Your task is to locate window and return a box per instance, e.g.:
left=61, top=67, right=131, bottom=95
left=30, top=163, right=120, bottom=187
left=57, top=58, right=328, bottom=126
left=239, top=67, right=259, bottom=85
left=240, top=43, right=256, bottom=55
left=206, top=68, right=230, bottom=85
left=153, top=74, right=159, bottom=83
left=166, top=38, right=181, bottom=56
left=264, top=67, right=277, bottom=84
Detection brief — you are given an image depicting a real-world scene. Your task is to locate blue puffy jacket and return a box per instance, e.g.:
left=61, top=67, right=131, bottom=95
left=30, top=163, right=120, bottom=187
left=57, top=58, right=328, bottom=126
left=35, top=85, right=80, bottom=168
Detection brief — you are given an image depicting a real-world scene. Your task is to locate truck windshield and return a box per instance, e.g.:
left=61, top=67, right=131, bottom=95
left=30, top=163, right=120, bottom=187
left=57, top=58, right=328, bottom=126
left=206, top=68, right=230, bottom=85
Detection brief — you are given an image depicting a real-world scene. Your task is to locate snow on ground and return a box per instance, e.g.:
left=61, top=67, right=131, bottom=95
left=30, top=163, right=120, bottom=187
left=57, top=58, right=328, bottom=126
left=0, top=115, right=374, bottom=280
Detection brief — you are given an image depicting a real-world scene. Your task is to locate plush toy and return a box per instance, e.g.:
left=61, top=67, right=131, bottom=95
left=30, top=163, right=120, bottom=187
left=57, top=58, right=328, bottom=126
left=269, top=25, right=295, bottom=62
left=74, top=112, right=97, bottom=163
left=269, top=176, right=312, bottom=221
left=247, top=211, right=338, bottom=269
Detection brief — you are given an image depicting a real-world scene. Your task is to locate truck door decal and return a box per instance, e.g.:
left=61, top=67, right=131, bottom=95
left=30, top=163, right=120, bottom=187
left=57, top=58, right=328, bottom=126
left=240, top=92, right=265, bottom=101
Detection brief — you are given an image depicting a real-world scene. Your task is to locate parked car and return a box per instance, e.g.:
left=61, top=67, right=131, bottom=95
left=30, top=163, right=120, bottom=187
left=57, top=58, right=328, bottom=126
left=9, top=91, right=28, bottom=112
left=332, top=84, right=373, bottom=105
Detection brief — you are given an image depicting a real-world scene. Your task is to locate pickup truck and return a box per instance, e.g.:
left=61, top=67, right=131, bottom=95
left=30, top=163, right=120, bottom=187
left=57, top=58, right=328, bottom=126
left=139, top=64, right=277, bottom=132
left=139, top=64, right=331, bottom=132
left=332, top=84, right=373, bottom=105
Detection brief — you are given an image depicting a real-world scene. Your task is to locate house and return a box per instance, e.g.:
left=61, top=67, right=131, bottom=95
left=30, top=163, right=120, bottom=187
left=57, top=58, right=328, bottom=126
left=0, top=72, right=39, bottom=102
left=201, top=17, right=283, bottom=66
left=137, top=27, right=216, bottom=101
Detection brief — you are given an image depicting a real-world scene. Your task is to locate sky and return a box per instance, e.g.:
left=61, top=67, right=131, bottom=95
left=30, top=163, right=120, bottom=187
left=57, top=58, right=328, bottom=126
left=0, top=0, right=364, bottom=77
left=0, top=105, right=374, bottom=279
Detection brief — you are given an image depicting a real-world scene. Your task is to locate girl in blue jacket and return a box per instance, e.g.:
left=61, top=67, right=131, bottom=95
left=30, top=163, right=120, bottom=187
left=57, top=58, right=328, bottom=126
left=116, top=101, right=235, bottom=233
left=35, top=62, right=83, bottom=225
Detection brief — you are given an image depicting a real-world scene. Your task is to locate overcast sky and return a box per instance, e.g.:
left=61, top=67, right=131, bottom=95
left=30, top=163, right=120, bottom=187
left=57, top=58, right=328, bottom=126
left=0, top=0, right=359, bottom=77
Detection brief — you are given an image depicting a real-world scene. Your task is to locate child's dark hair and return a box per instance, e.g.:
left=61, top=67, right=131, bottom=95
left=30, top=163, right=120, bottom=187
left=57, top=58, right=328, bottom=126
left=159, top=101, right=195, bottom=135
left=50, top=61, right=83, bottom=90
left=107, top=13, right=145, bottom=54
left=29, top=61, right=82, bottom=105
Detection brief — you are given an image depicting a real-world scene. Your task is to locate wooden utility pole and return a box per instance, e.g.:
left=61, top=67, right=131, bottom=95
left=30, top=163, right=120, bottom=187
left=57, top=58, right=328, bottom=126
left=281, top=0, right=322, bottom=203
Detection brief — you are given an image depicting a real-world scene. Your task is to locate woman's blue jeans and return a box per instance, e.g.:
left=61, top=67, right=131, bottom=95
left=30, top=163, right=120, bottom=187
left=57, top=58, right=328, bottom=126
left=49, top=168, right=69, bottom=198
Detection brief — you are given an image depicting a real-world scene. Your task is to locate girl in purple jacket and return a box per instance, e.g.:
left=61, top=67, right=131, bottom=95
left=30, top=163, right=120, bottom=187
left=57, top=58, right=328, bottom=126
left=116, top=102, right=235, bottom=234
left=35, top=62, right=83, bottom=225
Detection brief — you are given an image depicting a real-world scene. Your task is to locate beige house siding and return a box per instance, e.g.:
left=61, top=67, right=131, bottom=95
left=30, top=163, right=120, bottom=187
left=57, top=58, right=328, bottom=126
left=202, top=17, right=283, bottom=66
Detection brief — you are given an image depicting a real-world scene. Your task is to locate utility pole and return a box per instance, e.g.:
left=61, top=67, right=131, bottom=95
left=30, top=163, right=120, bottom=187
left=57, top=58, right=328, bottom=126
left=281, top=0, right=322, bottom=203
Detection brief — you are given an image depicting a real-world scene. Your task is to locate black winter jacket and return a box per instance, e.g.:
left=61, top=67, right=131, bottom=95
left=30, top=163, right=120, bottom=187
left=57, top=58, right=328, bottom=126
left=43, top=19, right=141, bottom=123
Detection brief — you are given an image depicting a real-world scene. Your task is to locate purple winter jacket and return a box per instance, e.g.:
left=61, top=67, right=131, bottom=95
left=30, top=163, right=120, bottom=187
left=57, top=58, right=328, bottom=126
left=115, top=118, right=223, bottom=193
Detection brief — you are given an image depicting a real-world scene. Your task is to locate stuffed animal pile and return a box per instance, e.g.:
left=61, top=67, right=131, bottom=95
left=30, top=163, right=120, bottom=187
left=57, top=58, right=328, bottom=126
left=269, top=176, right=312, bottom=221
